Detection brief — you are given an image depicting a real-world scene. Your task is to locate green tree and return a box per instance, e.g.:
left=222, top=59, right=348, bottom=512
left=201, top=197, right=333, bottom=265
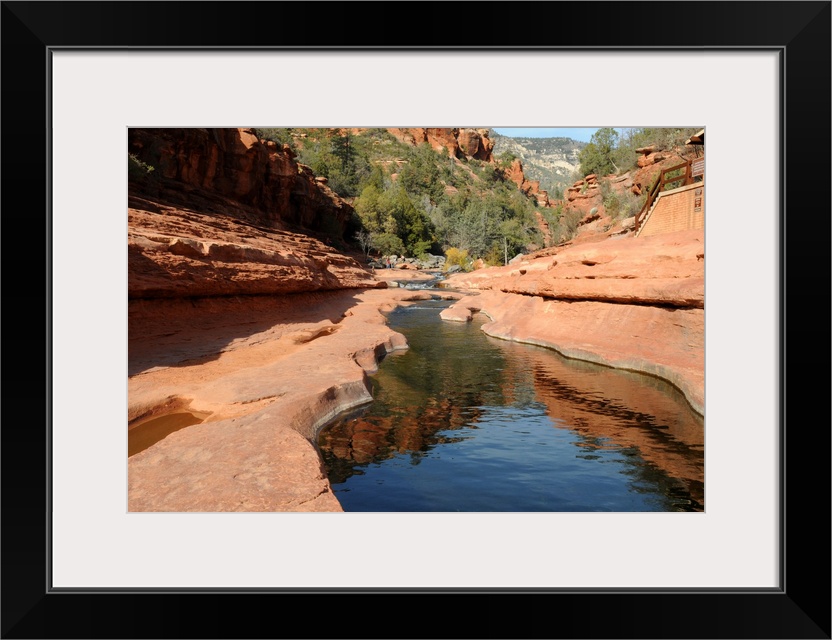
left=379, top=184, right=435, bottom=256
left=370, top=232, right=405, bottom=257
left=365, top=164, right=386, bottom=191
left=286, top=128, right=555, bottom=259
left=398, top=143, right=445, bottom=201
left=578, top=127, right=619, bottom=177
left=354, top=184, right=392, bottom=234
left=292, top=129, right=373, bottom=198
left=331, top=131, right=354, bottom=172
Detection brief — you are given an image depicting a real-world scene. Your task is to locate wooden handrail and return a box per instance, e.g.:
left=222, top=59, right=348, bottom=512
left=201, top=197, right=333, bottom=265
left=634, top=158, right=693, bottom=233
left=634, top=176, right=662, bottom=232
left=660, top=161, right=691, bottom=175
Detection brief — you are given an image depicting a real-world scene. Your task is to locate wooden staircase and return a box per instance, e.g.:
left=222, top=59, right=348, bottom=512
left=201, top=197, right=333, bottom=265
left=634, top=158, right=702, bottom=234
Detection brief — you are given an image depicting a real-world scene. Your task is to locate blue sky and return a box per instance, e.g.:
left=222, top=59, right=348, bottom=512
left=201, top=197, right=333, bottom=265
left=493, top=127, right=600, bottom=143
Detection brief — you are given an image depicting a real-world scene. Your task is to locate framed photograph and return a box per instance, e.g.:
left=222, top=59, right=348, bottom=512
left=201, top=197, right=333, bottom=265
left=3, top=1, right=829, bottom=638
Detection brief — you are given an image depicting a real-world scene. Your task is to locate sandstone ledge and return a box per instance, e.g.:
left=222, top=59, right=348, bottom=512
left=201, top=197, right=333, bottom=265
left=128, top=287, right=458, bottom=512
left=442, top=229, right=705, bottom=309
left=128, top=202, right=382, bottom=299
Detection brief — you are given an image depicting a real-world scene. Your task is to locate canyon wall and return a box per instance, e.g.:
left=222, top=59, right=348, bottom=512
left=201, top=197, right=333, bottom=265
left=129, top=127, right=354, bottom=232
left=128, top=128, right=381, bottom=299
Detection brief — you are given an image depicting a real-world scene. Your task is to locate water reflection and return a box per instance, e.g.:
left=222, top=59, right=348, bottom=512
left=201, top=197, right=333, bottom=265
left=319, top=300, right=704, bottom=512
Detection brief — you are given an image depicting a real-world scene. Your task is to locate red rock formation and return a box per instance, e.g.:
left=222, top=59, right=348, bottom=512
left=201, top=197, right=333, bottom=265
left=128, top=128, right=382, bottom=300
left=128, top=199, right=383, bottom=299
left=503, top=158, right=521, bottom=188
left=456, top=127, right=495, bottom=161
left=386, top=127, right=427, bottom=147
left=637, top=151, right=669, bottom=168
left=506, top=158, right=553, bottom=207
left=387, top=127, right=494, bottom=162
left=636, top=144, right=677, bottom=169
left=425, top=128, right=461, bottom=157
left=128, top=128, right=354, bottom=235
left=562, top=176, right=606, bottom=228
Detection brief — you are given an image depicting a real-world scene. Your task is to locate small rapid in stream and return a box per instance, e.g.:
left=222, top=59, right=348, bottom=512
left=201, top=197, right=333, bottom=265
left=318, top=295, right=704, bottom=512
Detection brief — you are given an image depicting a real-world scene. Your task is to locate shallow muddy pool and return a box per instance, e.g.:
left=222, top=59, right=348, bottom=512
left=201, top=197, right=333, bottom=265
left=129, top=411, right=207, bottom=457
left=318, top=299, right=704, bottom=512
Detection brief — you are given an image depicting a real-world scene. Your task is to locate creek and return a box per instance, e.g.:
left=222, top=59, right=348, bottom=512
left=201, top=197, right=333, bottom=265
left=318, top=297, right=704, bottom=512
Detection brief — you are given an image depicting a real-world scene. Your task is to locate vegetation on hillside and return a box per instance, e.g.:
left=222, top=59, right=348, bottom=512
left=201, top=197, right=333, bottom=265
left=252, top=126, right=700, bottom=263
left=255, top=128, right=544, bottom=265
left=577, top=127, right=701, bottom=178
left=128, top=153, right=155, bottom=178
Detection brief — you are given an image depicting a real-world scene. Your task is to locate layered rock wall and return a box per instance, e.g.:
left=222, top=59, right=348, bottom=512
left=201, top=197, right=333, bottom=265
left=128, top=128, right=380, bottom=300
left=128, top=128, right=354, bottom=234
left=128, top=199, right=382, bottom=299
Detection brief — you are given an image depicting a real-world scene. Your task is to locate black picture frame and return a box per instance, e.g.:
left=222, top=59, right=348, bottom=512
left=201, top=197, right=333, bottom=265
left=2, top=1, right=829, bottom=638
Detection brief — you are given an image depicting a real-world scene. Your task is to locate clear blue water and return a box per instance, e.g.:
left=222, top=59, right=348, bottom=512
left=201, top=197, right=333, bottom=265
left=318, top=298, right=704, bottom=512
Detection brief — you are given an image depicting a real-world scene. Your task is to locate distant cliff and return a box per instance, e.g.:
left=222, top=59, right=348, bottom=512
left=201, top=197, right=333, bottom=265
left=491, top=133, right=584, bottom=193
